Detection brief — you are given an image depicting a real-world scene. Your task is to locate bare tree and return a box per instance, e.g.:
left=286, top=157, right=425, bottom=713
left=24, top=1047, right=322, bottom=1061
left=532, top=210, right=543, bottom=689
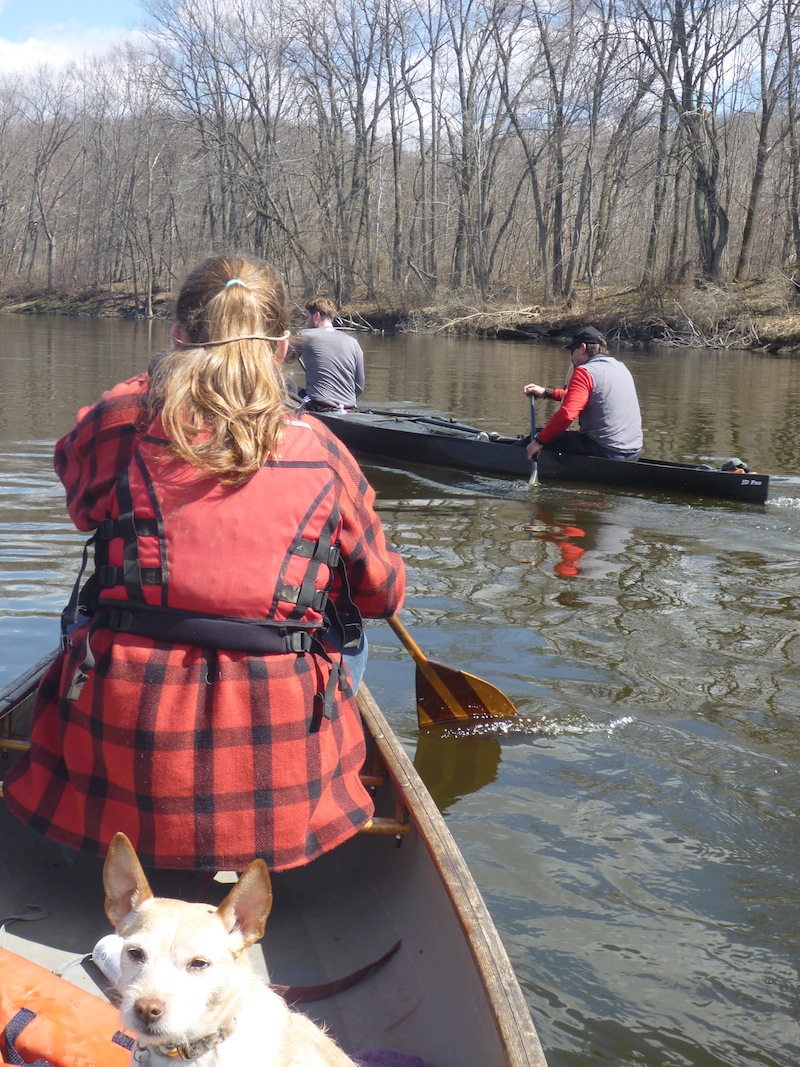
left=735, top=0, right=792, bottom=279
left=632, top=0, right=764, bottom=281
left=16, top=67, right=81, bottom=289
left=525, top=0, right=581, bottom=298
left=492, top=3, right=552, bottom=298
left=437, top=0, right=517, bottom=293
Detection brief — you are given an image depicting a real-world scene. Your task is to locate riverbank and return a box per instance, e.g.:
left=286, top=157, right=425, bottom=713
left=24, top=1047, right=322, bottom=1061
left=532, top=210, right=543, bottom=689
left=3, top=276, right=800, bottom=352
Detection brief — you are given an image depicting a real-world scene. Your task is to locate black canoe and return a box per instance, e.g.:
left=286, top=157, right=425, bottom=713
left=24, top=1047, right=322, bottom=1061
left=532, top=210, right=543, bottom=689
left=314, top=408, right=770, bottom=505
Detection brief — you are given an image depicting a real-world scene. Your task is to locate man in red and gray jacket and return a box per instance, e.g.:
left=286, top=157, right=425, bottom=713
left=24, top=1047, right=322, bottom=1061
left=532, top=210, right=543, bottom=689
left=525, top=325, right=642, bottom=463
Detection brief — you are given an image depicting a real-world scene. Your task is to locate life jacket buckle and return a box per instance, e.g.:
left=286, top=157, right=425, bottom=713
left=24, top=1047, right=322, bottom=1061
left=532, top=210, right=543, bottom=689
left=99, top=565, right=118, bottom=587
left=312, top=589, right=329, bottom=613
left=287, top=631, right=312, bottom=653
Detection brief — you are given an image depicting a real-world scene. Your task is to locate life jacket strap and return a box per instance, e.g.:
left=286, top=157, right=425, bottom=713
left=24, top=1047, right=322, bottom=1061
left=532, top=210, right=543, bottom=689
left=60, top=534, right=97, bottom=649
left=93, top=607, right=316, bottom=656
left=96, top=516, right=159, bottom=540
left=115, top=464, right=150, bottom=606
left=4, top=1007, right=52, bottom=1066
left=325, top=546, right=363, bottom=652
left=98, top=565, right=162, bottom=588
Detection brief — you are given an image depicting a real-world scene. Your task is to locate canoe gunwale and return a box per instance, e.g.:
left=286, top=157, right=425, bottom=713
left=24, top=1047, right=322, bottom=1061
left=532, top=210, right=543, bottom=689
left=357, top=686, right=548, bottom=1067
left=0, top=649, right=54, bottom=718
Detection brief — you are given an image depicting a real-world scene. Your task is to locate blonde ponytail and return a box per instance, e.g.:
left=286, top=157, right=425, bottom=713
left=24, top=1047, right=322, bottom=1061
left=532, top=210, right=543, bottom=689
left=148, top=255, right=292, bottom=485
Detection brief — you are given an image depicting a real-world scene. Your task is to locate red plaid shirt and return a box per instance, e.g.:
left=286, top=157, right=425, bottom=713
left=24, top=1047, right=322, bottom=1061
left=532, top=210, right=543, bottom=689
left=5, top=375, right=405, bottom=871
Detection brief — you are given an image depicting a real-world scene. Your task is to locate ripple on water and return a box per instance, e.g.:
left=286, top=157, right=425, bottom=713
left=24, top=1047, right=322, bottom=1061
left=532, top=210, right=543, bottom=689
left=450, top=726, right=800, bottom=1067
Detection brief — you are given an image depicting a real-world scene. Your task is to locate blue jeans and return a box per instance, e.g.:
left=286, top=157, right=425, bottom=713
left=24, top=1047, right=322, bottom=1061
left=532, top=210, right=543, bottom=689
left=326, top=630, right=369, bottom=692
left=344, top=633, right=369, bottom=691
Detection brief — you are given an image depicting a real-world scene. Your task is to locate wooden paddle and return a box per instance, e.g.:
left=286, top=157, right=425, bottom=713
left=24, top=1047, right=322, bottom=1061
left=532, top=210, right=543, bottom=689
left=528, top=394, right=539, bottom=487
left=387, top=615, right=518, bottom=727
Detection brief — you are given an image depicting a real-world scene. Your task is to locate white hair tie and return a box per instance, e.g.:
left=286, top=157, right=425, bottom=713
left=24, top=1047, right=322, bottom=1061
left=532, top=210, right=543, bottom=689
left=174, top=331, right=291, bottom=348
left=224, top=278, right=247, bottom=289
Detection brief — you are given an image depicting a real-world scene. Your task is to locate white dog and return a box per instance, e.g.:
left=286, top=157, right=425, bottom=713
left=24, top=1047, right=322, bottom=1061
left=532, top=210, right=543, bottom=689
left=103, top=832, right=356, bottom=1066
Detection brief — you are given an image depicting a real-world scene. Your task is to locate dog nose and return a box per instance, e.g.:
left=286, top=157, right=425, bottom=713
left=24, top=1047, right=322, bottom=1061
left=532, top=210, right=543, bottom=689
left=134, top=998, right=164, bottom=1024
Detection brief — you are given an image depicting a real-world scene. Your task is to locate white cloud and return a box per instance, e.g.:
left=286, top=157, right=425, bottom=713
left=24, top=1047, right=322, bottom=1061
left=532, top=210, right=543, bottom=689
left=0, top=26, right=141, bottom=73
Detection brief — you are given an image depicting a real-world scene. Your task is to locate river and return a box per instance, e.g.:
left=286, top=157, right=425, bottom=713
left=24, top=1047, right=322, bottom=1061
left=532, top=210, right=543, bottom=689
left=2, top=314, right=800, bottom=1067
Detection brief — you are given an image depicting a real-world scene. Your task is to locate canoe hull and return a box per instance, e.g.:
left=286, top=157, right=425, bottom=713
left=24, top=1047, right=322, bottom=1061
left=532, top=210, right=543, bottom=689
left=0, top=658, right=546, bottom=1067
left=315, top=409, right=770, bottom=503
left=537, top=450, right=769, bottom=503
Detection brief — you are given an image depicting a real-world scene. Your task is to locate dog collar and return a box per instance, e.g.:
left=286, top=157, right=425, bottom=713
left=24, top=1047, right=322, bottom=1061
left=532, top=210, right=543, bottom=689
left=136, top=1022, right=235, bottom=1061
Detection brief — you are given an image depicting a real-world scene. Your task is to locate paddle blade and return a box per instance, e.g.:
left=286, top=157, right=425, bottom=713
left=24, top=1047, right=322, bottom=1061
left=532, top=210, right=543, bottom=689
left=415, top=659, right=518, bottom=727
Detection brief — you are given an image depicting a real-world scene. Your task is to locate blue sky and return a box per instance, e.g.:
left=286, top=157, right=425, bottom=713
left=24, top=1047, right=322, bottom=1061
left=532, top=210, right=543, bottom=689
left=0, top=0, right=143, bottom=70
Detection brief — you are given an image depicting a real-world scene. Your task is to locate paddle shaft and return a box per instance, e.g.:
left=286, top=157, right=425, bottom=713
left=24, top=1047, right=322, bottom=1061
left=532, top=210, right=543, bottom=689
left=528, top=395, right=538, bottom=486
left=387, top=614, right=429, bottom=667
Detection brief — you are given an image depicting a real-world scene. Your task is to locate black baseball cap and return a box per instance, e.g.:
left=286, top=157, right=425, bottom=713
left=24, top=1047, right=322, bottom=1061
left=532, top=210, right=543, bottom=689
left=564, top=325, right=606, bottom=349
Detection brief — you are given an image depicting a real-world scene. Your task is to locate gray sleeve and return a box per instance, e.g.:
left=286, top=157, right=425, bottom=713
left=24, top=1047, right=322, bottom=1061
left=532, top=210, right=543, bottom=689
left=354, top=342, right=365, bottom=397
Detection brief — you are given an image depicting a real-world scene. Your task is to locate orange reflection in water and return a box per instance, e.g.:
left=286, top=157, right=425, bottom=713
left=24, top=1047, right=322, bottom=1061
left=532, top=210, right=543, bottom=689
left=526, top=509, right=587, bottom=577
left=525, top=503, right=632, bottom=580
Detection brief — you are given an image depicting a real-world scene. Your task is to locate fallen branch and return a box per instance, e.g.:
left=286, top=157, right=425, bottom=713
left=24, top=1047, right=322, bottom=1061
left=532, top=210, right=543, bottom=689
left=433, top=305, right=542, bottom=334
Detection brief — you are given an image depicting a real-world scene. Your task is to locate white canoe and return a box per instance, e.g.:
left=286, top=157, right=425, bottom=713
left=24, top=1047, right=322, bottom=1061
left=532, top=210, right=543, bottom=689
left=0, top=653, right=548, bottom=1067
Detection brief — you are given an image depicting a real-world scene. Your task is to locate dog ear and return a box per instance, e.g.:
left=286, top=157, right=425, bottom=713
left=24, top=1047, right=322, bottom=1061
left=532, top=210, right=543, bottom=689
left=103, top=832, right=154, bottom=931
left=217, top=859, right=273, bottom=947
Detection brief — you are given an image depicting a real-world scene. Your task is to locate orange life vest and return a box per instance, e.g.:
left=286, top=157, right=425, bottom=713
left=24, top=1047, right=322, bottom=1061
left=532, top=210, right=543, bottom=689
left=0, top=947, right=133, bottom=1067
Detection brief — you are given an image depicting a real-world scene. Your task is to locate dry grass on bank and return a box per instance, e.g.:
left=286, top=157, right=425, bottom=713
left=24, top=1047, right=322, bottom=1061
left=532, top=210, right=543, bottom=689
left=356, top=274, right=800, bottom=352
left=4, top=274, right=800, bottom=352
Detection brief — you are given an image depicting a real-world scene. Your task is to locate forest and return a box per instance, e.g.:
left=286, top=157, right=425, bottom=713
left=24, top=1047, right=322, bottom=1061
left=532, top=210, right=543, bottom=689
left=2, top=0, right=800, bottom=322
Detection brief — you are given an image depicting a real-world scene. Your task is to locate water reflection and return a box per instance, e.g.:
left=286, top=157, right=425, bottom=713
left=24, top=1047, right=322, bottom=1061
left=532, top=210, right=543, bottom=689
left=524, top=501, right=634, bottom=580
left=413, top=730, right=501, bottom=813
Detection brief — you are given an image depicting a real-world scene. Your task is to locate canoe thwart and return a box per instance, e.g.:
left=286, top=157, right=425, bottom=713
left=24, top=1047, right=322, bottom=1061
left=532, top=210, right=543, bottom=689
left=359, top=772, right=385, bottom=788
left=0, top=736, right=29, bottom=752
left=360, top=817, right=413, bottom=836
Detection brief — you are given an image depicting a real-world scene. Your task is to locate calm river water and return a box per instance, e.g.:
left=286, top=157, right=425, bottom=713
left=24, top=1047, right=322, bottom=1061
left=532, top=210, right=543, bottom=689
left=2, top=315, right=800, bottom=1067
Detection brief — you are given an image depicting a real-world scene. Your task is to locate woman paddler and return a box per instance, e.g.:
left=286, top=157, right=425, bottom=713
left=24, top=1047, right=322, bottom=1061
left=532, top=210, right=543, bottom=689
left=4, top=253, right=405, bottom=872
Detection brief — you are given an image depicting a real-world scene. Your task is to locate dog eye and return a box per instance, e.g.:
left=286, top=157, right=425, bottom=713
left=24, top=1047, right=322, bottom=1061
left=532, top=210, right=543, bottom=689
left=127, top=947, right=146, bottom=964
left=188, top=958, right=210, bottom=971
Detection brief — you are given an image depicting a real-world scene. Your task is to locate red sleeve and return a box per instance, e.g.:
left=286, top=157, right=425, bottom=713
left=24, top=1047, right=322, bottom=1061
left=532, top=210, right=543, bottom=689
left=304, top=417, right=406, bottom=620
left=538, top=367, right=593, bottom=443
left=55, top=375, right=151, bottom=531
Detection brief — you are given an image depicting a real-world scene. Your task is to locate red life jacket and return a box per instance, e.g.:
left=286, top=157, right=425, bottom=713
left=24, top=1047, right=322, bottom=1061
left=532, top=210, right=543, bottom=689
left=86, top=416, right=348, bottom=656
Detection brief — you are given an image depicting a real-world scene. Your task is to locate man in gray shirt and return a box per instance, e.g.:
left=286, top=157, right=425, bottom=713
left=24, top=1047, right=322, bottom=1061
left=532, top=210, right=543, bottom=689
left=300, top=297, right=365, bottom=412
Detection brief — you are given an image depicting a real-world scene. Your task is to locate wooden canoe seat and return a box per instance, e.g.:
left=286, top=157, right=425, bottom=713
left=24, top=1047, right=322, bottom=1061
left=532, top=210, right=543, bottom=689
left=358, top=749, right=412, bottom=836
